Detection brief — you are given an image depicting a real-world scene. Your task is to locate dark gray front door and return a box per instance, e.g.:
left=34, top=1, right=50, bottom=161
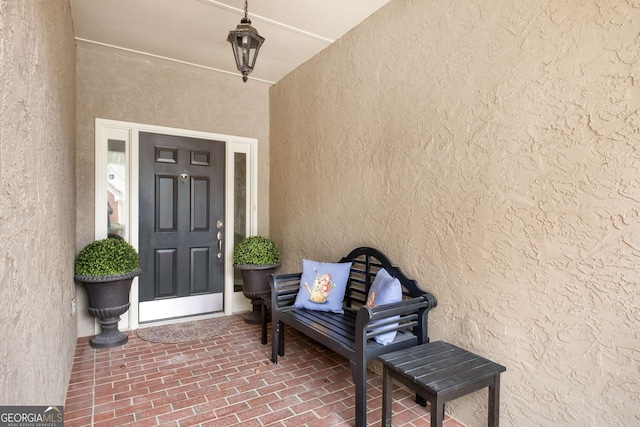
left=138, top=132, right=225, bottom=322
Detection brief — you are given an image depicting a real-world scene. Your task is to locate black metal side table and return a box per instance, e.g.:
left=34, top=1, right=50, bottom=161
left=378, top=341, right=506, bottom=427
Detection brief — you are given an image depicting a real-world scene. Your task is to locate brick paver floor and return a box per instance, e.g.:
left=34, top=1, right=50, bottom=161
left=65, top=314, right=466, bottom=426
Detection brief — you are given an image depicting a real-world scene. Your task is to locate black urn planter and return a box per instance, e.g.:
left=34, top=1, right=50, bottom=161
left=234, top=263, right=280, bottom=324
left=76, top=269, right=142, bottom=348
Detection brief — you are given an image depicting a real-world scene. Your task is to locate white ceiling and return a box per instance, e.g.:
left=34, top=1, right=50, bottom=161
left=69, top=0, right=392, bottom=85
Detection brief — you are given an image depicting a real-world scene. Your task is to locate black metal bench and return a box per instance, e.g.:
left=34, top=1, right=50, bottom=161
left=269, top=247, right=438, bottom=427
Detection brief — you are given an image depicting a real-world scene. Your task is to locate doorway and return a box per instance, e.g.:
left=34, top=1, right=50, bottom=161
left=95, top=119, right=257, bottom=330
left=138, top=132, right=225, bottom=322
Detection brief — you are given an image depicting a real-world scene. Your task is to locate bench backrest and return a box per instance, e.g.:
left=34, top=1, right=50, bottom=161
left=338, top=247, right=427, bottom=309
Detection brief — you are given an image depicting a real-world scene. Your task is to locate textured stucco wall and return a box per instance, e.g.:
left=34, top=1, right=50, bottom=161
left=75, top=47, right=270, bottom=336
left=270, top=0, right=640, bottom=425
left=0, top=0, right=77, bottom=405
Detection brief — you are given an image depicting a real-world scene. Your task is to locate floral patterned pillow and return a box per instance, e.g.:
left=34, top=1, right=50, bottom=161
left=293, top=259, right=352, bottom=313
left=366, top=268, right=403, bottom=345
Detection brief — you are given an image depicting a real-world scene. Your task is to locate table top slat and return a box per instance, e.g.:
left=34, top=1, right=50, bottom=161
left=398, top=351, right=480, bottom=379
left=380, top=341, right=506, bottom=395
left=425, top=361, right=505, bottom=394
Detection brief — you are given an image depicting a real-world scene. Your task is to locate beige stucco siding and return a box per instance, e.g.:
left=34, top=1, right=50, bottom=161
left=269, top=0, right=640, bottom=425
left=0, top=0, right=77, bottom=405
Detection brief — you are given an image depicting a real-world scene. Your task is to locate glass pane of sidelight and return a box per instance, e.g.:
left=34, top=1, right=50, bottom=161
left=234, top=152, right=247, bottom=292
left=107, top=139, right=127, bottom=239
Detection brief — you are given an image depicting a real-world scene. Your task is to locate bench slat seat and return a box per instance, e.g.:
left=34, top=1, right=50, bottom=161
left=269, top=247, right=437, bottom=427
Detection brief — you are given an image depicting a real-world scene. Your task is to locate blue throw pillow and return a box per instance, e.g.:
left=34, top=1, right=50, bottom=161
left=366, top=268, right=403, bottom=345
left=293, top=259, right=352, bottom=313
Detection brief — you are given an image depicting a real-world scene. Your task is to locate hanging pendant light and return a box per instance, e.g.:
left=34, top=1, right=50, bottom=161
left=227, top=0, right=265, bottom=82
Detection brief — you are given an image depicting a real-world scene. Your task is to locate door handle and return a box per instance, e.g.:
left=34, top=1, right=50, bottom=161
left=217, top=231, right=223, bottom=258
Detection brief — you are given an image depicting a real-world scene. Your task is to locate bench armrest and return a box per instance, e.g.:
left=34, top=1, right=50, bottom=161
left=269, top=272, right=302, bottom=312
left=355, top=295, right=435, bottom=345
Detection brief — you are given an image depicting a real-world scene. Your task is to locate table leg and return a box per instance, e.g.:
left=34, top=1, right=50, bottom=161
left=488, top=374, right=501, bottom=427
left=431, top=396, right=444, bottom=427
left=382, top=365, right=393, bottom=427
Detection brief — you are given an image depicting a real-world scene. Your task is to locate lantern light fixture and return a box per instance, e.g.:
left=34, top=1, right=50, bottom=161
left=226, top=0, right=265, bottom=82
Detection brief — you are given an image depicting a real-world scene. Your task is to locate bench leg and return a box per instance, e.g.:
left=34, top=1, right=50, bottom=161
left=382, top=365, right=393, bottom=427
left=351, top=360, right=367, bottom=427
left=488, top=374, right=501, bottom=427
left=261, top=298, right=268, bottom=345
left=271, top=320, right=281, bottom=364
left=271, top=320, right=285, bottom=364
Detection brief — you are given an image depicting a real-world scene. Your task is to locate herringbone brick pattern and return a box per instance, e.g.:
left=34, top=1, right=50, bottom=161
left=64, top=314, right=465, bottom=426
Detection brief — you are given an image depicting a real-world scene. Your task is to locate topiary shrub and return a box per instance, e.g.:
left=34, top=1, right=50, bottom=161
left=233, top=236, right=281, bottom=266
left=74, top=237, right=140, bottom=278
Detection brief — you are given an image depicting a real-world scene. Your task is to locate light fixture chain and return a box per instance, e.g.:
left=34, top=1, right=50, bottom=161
left=244, top=0, right=248, bottom=20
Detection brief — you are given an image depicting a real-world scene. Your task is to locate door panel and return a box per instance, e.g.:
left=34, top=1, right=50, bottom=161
left=139, top=132, right=225, bottom=322
left=190, top=247, right=210, bottom=293
left=155, top=249, right=176, bottom=297
left=191, top=177, right=210, bottom=231
left=156, top=175, right=177, bottom=231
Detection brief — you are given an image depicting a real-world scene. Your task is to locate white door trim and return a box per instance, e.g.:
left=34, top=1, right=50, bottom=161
left=95, top=118, right=257, bottom=330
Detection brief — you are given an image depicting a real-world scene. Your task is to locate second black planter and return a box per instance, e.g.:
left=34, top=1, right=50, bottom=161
left=235, top=263, right=280, bottom=324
